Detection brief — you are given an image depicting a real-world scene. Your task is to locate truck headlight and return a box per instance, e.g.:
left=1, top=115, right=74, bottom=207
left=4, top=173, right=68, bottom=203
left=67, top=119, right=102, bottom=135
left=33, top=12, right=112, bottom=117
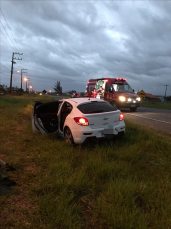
left=136, top=97, right=141, bottom=101
left=119, top=96, right=126, bottom=102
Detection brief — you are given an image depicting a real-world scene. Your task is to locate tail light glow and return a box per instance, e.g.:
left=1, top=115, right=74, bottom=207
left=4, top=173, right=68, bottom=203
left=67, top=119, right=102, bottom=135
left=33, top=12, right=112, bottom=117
left=74, top=117, right=89, bottom=126
left=120, top=113, right=124, bottom=121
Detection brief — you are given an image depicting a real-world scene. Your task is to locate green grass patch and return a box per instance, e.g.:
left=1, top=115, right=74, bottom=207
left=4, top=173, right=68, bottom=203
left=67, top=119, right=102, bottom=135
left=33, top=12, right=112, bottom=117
left=141, top=100, right=171, bottom=110
left=0, top=95, right=171, bottom=228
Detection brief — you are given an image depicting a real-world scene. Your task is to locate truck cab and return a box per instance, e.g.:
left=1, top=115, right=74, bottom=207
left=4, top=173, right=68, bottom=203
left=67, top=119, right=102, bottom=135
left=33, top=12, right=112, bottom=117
left=86, top=78, right=141, bottom=111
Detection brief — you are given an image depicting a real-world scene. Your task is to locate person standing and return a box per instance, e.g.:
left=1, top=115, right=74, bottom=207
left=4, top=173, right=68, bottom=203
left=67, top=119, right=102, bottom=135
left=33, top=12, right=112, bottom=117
left=89, top=87, right=97, bottom=98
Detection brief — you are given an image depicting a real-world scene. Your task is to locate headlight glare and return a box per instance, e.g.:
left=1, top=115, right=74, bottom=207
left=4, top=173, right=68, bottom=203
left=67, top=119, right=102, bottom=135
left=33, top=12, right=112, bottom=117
left=136, top=97, right=141, bottom=101
left=119, top=96, right=126, bottom=102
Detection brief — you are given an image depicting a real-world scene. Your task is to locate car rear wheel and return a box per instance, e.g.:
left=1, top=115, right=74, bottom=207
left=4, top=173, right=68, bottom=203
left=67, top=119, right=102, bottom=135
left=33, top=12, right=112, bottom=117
left=64, top=127, right=74, bottom=145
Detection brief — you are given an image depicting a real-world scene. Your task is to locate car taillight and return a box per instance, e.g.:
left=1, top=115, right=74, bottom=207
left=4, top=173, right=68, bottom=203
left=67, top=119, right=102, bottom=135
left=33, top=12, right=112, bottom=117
left=120, top=113, right=124, bottom=121
left=74, top=117, right=89, bottom=126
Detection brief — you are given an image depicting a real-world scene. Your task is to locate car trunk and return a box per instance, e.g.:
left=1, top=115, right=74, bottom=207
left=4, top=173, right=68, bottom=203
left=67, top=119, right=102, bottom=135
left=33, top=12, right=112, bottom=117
left=84, top=110, right=120, bottom=129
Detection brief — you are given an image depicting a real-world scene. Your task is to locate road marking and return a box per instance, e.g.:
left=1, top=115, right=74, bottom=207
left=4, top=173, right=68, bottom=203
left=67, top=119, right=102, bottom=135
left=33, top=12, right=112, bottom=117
left=124, top=113, right=171, bottom=125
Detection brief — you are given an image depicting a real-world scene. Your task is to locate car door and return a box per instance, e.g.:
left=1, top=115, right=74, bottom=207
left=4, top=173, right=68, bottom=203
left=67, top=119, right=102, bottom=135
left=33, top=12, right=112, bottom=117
left=58, top=102, right=73, bottom=133
left=104, top=83, right=114, bottom=101
left=32, top=101, right=62, bottom=135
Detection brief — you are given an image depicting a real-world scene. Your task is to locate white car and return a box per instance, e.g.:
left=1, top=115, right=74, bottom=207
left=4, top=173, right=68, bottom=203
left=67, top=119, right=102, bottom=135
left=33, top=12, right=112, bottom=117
left=32, top=98, right=125, bottom=144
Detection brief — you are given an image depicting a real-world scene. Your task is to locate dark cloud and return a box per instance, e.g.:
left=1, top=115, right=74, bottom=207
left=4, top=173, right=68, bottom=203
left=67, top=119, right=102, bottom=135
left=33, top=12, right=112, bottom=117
left=0, top=1, right=171, bottom=95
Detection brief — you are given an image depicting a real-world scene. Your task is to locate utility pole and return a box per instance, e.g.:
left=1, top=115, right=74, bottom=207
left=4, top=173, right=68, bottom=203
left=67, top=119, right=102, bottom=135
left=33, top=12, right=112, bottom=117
left=164, top=85, right=169, bottom=102
left=24, top=77, right=30, bottom=93
left=26, top=80, right=27, bottom=92
left=21, top=69, right=28, bottom=91
left=10, top=52, right=23, bottom=93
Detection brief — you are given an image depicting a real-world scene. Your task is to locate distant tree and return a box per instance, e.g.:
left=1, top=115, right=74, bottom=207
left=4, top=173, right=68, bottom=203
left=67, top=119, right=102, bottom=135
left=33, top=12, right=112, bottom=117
left=53, top=81, right=62, bottom=94
left=42, top=89, right=47, bottom=94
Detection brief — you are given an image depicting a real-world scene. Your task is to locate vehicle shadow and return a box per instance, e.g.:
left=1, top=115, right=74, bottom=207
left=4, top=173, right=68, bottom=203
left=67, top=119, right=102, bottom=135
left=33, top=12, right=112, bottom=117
left=80, top=135, right=126, bottom=150
left=119, top=108, right=138, bottom=113
left=47, top=133, right=126, bottom=150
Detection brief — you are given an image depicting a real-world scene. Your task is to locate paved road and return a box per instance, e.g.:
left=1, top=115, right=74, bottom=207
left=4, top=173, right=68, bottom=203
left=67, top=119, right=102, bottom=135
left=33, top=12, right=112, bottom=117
left=121, top=107, right=171, bottom=135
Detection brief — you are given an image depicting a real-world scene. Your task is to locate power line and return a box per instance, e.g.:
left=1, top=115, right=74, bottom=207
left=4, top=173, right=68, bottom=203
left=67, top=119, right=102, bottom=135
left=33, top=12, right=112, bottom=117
left=0, top=8, right=28, bottom=70
left=0, top=21, right=19, bottom=52
left=26, top=66, right=47, bottom=71
left=1, top=29, right=16, bottom=53
left=13, top=75, right=20, bottom=82
left=0, top=72, right=10, bottom=76
left=0, top=8, right=22, bottom=53
left=0, top=63, right=11, bottom=72
left=1, top=30, right=15, bottom=54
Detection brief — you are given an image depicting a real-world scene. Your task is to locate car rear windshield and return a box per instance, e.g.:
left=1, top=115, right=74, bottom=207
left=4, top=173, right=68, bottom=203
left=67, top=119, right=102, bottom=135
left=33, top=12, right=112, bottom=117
left=77, top=102, right=117, bottom=114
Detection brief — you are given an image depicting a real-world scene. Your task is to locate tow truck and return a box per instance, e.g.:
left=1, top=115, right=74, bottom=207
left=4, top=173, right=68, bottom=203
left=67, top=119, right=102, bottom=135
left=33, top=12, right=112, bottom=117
left=86, top=78, right=141, bottom=111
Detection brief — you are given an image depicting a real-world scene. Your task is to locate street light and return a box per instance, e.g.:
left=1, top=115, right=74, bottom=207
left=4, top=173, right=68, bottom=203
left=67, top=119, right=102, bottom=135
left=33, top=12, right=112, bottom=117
left=24, top=77, right=28, bottom=92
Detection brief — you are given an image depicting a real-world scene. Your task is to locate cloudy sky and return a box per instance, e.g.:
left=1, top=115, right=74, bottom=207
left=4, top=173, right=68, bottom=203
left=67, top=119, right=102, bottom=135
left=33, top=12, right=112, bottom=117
left=0, top=0, right=171, bottom=95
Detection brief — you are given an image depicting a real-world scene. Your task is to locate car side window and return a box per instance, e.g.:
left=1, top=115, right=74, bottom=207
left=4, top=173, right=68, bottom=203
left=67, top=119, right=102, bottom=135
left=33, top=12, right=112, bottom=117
left=106, top=84, right=113, bottom=94
left=61, top=102, right=72, bottom=113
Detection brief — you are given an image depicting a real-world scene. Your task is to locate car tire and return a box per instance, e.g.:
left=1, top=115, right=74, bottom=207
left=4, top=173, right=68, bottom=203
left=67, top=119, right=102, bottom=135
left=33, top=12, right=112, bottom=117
left=130, top=107, right=137, bottom=112
left=64, top=127, right=75, bottom=145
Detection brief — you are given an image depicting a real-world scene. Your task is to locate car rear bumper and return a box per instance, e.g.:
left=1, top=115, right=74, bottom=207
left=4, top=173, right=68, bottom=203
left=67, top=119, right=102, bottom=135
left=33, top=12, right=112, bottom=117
left=72, top=121, right=125, bottom=144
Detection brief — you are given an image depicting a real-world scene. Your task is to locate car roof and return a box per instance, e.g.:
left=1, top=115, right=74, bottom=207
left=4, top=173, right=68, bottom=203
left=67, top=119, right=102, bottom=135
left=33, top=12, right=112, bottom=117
left=63, top=97, right=106, bottom=106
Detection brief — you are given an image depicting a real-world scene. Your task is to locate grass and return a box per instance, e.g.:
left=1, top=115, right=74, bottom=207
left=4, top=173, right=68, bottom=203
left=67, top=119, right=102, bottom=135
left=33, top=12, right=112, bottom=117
left=0, top=94, right=171, bottom=228
left=141, top=100, right=171, bottom=110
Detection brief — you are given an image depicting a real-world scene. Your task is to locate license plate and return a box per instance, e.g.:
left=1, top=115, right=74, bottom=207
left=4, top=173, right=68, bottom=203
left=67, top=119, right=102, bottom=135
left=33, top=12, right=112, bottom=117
left=131, top=105, right=136, bottom=107
left=103, top=129, right=113, bottom=134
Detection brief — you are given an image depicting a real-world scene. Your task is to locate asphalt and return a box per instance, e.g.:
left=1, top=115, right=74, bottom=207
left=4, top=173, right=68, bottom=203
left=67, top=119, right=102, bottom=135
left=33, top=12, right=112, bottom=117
left=122, top=107, right=171, bottom=135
